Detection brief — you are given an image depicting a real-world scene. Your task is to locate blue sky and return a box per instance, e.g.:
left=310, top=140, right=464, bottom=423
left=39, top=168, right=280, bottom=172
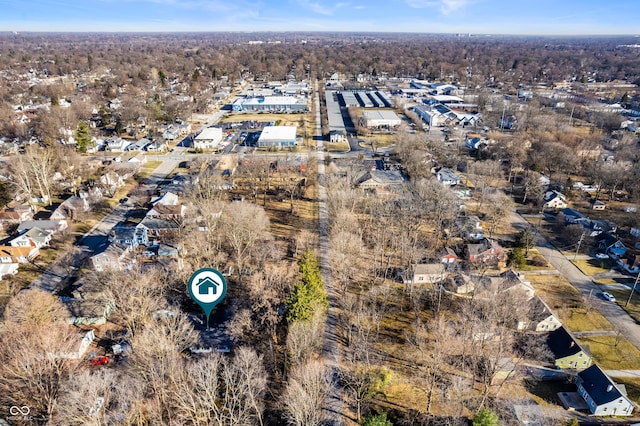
left=2, top=0, right=638, bottom=35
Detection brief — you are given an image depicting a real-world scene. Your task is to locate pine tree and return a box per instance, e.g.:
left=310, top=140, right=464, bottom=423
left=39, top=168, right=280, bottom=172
left=473, top=408, right=500, bottom=426
left=75, top=121, right=92, bottom=153
left=287, top=249, right=327, bottom=322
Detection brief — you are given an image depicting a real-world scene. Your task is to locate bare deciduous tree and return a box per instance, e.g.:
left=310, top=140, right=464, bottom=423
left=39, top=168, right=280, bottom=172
left=282, top=360, right=333, bottom=426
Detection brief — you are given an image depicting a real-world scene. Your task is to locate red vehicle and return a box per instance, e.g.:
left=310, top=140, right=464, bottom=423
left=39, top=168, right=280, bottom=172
left=90, top=356, right=109, bottom=366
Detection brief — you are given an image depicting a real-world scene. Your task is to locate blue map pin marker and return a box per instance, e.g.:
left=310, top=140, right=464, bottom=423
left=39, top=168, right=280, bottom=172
left=188, top=268, right=227, bottom=330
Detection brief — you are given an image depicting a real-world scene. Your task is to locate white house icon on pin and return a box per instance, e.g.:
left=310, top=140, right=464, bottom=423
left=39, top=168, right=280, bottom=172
left=197, top=277, right=219, bottom=296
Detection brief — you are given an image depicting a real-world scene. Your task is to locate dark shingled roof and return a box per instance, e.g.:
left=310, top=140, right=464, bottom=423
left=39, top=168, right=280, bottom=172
left=547, top=326, right=584, bottom=359
left=578, top=364, right=626, bottom=405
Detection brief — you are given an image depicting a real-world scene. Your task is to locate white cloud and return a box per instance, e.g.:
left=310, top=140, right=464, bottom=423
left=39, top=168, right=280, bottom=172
left=406, top=0, right=474, bottom=15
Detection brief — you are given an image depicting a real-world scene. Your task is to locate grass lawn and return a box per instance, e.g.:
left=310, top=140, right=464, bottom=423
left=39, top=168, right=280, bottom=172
left=570, top=258, right=612, bottom=276
left=526, top=273, right=613, bottom=331
left=136, top=160, right=163, bottom=179
left=577, top=335, right=640, bottom=369
left=605, top=288, right=640, bottom=325
left=326, top=141, right=350, bottom=152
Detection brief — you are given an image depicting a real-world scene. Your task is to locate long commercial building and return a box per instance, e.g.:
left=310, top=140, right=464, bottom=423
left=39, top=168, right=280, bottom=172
left=232, top=96, right=308, bottom=113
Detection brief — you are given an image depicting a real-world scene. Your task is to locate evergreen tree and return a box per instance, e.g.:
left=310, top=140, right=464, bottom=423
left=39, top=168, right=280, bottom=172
left=473, top=408, right=501, bottom=426
left=75, top=121, right=92, bottom=153
left=362, top=412, right=393, bottom=426
left=287, top=249, right=327, bottom=322
left=507, top=248, right=526, bottom=269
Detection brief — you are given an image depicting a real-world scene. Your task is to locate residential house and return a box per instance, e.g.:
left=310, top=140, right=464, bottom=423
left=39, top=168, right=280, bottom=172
left=193, top=127, right=222, bottom=149
left=518, top=297, right=562, bottom=332
left=0, top=263, right=19, bottom=279
left=596, top=233, right=627, bottom=257
left=456, top=215, right=484, bottom=240
left=439, top=247, right=459, bottom=265
left=144, top=140, right=168, bottom=152
left=560, top=208, right=590, bottom=226
left=65, top=296, right=115, bottom=326
left=137, top=217, right=181, bottom=240
left=163, top=126, right=181, bottom=141
left=436, top=167, right=461, bottom=186
left=9, top=227, right=52, bottom=249
left=152, top=191, right=180, bottom=206
left=547, top=327, right=592, bottom=370
left=0, top=245, right=39, bottom=263
left=78, top=187, right=103, bottom=204
left=447, top=273, right=476, bottom=294
left=17, top=219, right=68, bottom=234
left=356, top=170, right=405, bottom=193
left=464, top=238, right=506, bottom=264
left=146, top=203, right=186, bottom=220
left=576, top=365, right=634, bottom=416
left=543, top=190, right=568, bottom=210
left=89, top=244, right=128, bottom=272
left=100, top=171, right=127, bottom=190
left=496, top=269, right=535, bottom=301
left=50, top=196, right=89, bottom=221
left=592, top=200, right=606, bottom=211
left=125, top=138, right=151, bottom=152
left=105, top=137, right=131, bottom=152
left=404, top=263, right=446, bottom=285
left=0, top=204, right=34, bottom=224
left=109, top=223, right=149, bottom=251
left=156, top=243, right=180, bottom=257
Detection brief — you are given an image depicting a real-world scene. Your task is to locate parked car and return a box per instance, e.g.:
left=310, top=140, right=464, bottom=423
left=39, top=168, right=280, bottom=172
left=602, top=292, right=616, bottom=302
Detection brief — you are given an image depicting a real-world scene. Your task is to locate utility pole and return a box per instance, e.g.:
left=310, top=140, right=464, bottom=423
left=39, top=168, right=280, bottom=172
left=625, top=272, right=640, bottom=307
left=574, top=231, right=585, bottom=260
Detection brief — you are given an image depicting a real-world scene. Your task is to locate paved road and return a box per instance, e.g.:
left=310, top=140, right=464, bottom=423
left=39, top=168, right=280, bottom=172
left=29, top=159, right=179, bottom=293
left=513, top=212, right=640, bottom=350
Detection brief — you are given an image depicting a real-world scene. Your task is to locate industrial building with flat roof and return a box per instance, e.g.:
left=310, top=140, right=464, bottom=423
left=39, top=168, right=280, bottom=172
left=232, top=96, right=308, bottom=113
left=363, top=110, right=402, bottom=128
left=193, top=127, right=222, bottom=149
left=326, top=90, right=347, bottom=143
left=257, top=126, right=298, bottom=148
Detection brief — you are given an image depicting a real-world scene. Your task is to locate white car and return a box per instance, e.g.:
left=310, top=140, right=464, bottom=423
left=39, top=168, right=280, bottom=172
left=602, top=292, right=616, bottom=302
left=595, top=253, right=609, bottom=259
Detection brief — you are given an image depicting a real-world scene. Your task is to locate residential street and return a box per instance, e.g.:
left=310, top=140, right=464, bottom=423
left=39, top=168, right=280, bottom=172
left=511, top=212, right=640, bottom=351
left=29, top=159, right=179, bottom=293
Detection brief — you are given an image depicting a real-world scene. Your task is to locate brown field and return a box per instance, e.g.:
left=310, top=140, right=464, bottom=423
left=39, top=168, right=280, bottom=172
left=526, top=273, right=614, bottom=331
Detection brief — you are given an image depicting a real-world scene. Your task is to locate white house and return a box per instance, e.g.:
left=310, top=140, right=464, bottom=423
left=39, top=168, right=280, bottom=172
left=105, top=137, right=131, bottom=152
left=9, top=227, right=52, bottom=249
left=193, top=127, right=223, bottom=150
left=404, top=263, right=446, bottom=285
left=543, top=190, right=568, bottom=210
left=577, top=365, right=634, bottom=416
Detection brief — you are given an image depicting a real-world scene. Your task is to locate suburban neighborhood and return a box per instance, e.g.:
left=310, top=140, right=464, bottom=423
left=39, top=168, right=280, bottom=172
left=0, top=29, right=640, bottom=426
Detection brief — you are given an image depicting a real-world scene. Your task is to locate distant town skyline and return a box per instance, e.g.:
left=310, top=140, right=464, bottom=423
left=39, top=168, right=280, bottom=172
left=2, top=0, right=639, bottom=36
